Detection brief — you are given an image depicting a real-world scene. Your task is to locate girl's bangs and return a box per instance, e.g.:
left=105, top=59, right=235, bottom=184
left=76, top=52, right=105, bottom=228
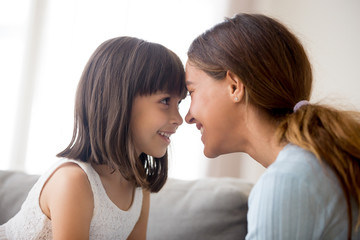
left=137, top=45, right=187, bottom=99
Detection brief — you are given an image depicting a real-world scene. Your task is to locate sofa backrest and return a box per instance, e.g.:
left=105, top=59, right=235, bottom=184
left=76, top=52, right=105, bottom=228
left=148, top=177, right=253, bottom=240
left=0, top=170, right=39, bottom=224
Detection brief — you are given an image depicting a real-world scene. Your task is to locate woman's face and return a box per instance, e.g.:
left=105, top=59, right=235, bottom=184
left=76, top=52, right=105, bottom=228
left=185, top=62, right=240, bottom=158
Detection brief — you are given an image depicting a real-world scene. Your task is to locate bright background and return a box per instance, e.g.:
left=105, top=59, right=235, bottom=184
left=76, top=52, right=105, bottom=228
left=1, top=0, right=359, bottom=183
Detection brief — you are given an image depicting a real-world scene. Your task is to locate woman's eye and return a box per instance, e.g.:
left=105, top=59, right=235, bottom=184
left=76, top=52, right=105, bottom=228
left=160, top=97, right=170, bottom=105
left=187, top=91, right=193, bottom=96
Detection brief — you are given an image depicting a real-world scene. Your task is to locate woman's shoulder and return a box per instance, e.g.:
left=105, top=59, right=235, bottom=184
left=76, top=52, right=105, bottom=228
left=267, top=144, right=327, bottom=181
left=248, top=145, right=352, bottom=239
left=254, top=144, right=343, bottom=200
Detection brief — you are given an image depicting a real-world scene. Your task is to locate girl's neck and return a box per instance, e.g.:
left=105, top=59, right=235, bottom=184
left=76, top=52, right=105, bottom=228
left=92, top=163, right=129, bottom=184
left=92, top=163, right=136, bottom=211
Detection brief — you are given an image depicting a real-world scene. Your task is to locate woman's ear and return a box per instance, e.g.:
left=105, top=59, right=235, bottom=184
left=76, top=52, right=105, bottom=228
left=226, top=71, right=245, bottom=103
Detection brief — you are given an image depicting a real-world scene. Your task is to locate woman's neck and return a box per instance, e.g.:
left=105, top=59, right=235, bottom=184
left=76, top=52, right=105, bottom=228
left=248, top=133, right=286, bottom=168
left=238, top=107, right=286, bottom=168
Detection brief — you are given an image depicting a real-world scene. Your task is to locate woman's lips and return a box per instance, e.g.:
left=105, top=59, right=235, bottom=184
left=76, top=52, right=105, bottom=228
left=196, top=123, right=203, bottom=135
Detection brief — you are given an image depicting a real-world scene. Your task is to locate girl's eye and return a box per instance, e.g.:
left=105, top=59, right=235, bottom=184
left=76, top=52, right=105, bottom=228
left=160, top=97, right=170, bottom=105
left=187, top=91, right=193, bottom=96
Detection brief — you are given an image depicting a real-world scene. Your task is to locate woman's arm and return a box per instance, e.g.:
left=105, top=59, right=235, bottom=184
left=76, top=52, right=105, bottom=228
left=40, top=163, right=94, bottom=240
left=127, top=189, right=150, bottom=240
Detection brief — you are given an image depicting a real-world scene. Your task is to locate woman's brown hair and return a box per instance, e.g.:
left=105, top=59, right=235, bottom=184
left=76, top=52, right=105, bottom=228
left=188, top=13, right=360, bottom=238
left=57, top=37, right=187, bottom=192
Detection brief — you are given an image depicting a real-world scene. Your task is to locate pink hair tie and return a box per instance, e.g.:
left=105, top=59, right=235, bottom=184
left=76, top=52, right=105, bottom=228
left=293, top=100, right=309, bottom=112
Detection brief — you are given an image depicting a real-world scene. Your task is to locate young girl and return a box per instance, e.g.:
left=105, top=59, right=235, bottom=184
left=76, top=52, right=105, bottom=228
left=0, top=36, right=187, bottom=239
left=185, top=14, right=360, bottom=239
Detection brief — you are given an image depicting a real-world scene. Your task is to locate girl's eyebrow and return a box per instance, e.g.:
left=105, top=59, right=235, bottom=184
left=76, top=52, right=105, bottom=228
left=185, top=80, right=193, bottom=85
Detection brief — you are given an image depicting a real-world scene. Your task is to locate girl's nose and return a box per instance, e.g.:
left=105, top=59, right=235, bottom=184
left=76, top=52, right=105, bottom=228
left=172, top=108, right=183, bottom=126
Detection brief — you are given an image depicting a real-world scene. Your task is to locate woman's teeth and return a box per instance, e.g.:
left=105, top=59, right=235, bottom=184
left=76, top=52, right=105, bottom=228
left=200, top=127, right=204, bottom=135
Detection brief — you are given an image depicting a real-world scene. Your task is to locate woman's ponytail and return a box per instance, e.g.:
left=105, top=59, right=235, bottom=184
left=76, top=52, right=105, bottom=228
left=277, top=104, right=360, bottom=237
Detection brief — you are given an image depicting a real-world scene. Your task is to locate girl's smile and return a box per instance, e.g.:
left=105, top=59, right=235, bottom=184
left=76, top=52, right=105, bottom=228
left=157, top=131, right=174, bottom=144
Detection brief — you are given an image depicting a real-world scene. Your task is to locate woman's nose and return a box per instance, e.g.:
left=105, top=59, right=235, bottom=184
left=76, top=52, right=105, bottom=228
left=185, top=110, right=195, bottom=124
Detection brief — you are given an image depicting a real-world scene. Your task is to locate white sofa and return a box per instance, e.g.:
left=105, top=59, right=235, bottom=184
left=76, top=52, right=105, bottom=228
left=0, top=170, right=253, bottom=239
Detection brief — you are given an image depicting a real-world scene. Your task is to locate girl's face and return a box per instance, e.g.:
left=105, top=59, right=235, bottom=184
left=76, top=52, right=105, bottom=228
left=185, top=62, right=240, bottom=158
left=130, top=92, right=183, bottom=158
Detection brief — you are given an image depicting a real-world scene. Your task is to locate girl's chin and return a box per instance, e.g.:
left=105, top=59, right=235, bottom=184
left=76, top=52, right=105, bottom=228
left=203, top=147, right=220, bottom=159
left=143, top=151, right=167, bottom=159
left=152, top=154, right=166, bottom=159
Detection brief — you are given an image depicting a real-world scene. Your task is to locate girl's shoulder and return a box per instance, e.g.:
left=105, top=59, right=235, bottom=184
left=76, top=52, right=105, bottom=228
left=40, top=161, right=94, bottom=218
left=41, top=159, right=93, bottom=197
left=39, top=160, right=93, bottom=202
left=44, top=161, right=91, bottom=194
left=39, top=160, right=94, bottom=238
left=49, top=161, right=89, bottom=180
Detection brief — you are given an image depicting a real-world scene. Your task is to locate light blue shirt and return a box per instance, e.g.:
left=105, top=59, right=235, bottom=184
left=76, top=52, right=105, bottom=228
left=246, top=144, right=360, bottom=240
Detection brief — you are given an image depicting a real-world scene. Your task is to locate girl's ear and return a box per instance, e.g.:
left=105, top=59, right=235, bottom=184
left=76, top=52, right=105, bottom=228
left=226, top=70, right=245, bottom=103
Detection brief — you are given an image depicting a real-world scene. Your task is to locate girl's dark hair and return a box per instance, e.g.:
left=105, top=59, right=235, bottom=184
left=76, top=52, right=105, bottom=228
left=188, top=13, right=360, bottom=238
left=57, top=36, right=187, bottom=192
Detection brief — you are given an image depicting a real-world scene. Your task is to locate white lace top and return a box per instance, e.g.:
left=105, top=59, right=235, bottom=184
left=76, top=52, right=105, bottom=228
left=0, top=159, right=143, bottom=240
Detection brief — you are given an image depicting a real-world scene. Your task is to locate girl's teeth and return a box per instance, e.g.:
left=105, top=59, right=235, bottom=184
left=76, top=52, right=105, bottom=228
left=159, top=132, right=171, bottom=138
left=200, top=127, right=204, bottom=135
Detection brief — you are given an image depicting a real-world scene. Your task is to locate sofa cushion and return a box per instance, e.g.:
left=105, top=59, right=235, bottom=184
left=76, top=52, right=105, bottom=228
left=0, top=170, right=39, bottom=224
left=147, top=177, right=253, bottom=240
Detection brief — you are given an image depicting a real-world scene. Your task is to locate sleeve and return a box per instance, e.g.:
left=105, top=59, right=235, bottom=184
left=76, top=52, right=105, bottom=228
left=245, top=171, right=323, bottom=240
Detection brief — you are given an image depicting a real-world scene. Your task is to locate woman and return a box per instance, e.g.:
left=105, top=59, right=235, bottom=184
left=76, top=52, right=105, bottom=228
left=185, top=13, right=360, bottom=239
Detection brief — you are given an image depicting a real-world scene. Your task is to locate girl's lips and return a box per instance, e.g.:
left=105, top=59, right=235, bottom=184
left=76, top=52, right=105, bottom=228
left=158, top=131, right=172, bottom=138
left=157, top=131, right=175, bottom=144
